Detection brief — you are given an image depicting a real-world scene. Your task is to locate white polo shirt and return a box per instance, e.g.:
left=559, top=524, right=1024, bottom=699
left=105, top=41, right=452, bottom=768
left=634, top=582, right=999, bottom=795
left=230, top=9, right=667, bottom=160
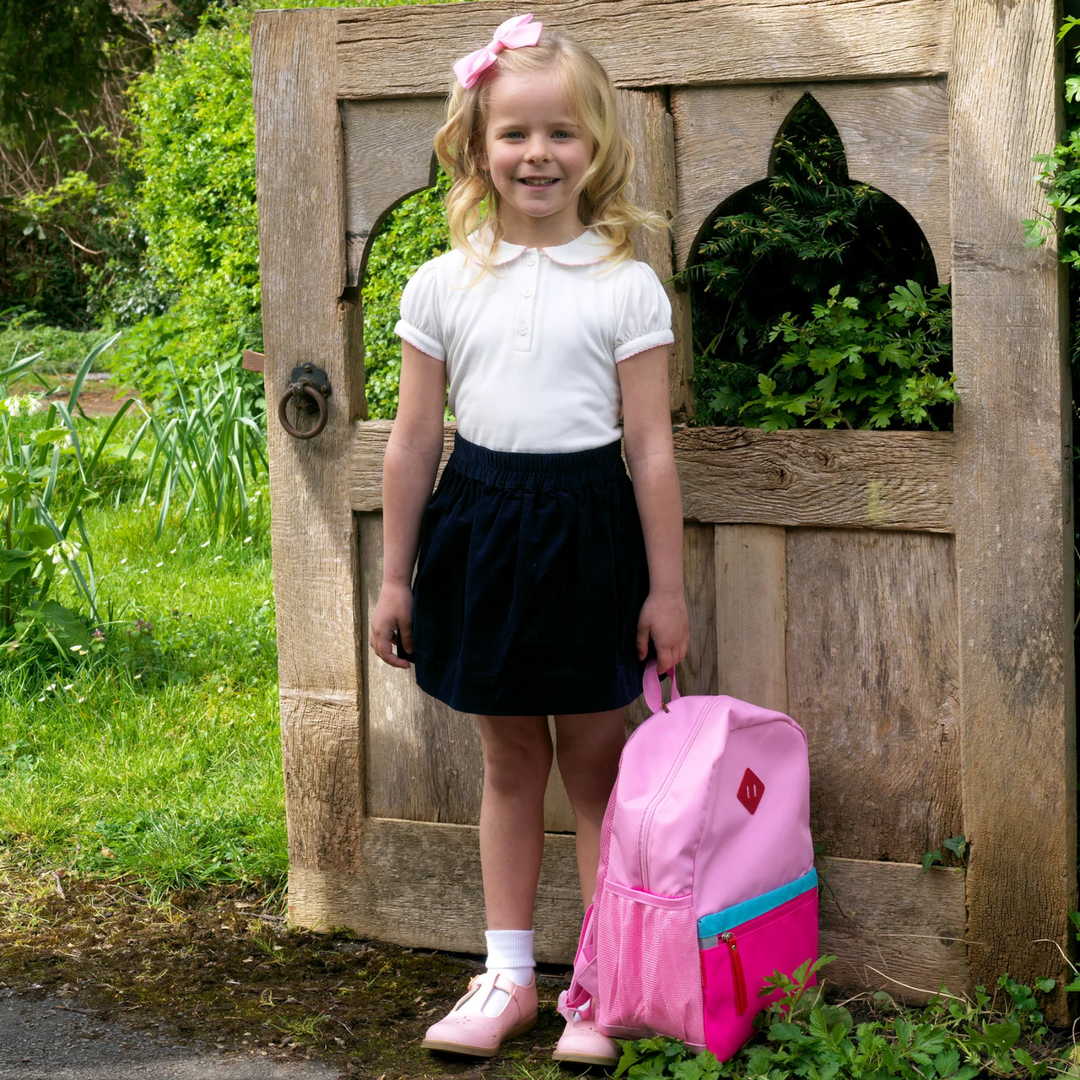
left=394, top=229, right=674, bottom=453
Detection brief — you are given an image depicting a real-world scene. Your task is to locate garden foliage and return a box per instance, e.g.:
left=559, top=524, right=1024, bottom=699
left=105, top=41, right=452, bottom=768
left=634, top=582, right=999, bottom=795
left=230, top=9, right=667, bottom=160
left=0, top=333, right=131, bottom=658
left=687, top=96, right=953, bottom=429
left=107, top=0, right=454, bottom=411
left=361, top=174, right=451, bottom=418
left=126, top=356, right=268, bottom=543
left=615, top=958, right=1060, bottom=1080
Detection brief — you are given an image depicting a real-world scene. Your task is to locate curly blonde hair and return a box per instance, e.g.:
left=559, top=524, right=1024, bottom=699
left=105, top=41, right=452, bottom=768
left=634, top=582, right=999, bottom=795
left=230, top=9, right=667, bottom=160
left=433, top=29, right=666, bottom=272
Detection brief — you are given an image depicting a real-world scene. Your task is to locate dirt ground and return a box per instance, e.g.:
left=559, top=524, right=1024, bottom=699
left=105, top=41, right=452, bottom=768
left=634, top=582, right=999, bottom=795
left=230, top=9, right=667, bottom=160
left=0, top=875, right=576, bottom=1080
left=41, top=372, right=141, bottom=418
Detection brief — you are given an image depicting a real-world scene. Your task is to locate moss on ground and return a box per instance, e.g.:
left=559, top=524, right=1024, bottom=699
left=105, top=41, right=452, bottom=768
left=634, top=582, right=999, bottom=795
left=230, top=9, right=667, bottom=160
left=0, top=875, right=574, bottom=1079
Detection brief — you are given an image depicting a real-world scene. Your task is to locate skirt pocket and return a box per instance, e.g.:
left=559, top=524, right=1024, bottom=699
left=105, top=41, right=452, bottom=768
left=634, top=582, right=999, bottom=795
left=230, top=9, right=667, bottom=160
left=698, top=882, right=819, bottom=1062
left=596, top=880, right=706, bottom=1047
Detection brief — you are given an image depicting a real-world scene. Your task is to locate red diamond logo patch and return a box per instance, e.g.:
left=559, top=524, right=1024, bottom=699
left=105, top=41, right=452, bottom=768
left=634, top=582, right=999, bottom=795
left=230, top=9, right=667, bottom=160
left=737, top=768, right=765, bottom=815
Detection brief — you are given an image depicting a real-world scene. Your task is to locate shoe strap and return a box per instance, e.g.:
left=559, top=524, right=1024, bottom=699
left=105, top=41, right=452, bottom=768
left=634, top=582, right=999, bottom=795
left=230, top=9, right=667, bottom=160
left=452, top=970, right=520, bottom=1012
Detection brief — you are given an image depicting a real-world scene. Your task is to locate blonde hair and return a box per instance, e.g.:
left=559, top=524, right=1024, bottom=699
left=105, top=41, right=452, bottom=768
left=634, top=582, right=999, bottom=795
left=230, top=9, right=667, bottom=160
left=433, top=30, right=666, bottom=273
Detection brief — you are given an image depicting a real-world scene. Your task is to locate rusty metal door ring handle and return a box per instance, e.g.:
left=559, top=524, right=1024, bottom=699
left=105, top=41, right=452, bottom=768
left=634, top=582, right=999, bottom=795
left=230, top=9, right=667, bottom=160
left=278, top=365, right=332, bottom=440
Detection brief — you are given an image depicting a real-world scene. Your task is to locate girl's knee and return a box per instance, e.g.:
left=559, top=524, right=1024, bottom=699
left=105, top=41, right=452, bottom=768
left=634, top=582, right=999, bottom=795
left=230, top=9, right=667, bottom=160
left=554, top=711, right=624, bottom=804
left=478, top=716, right=552, bottom=795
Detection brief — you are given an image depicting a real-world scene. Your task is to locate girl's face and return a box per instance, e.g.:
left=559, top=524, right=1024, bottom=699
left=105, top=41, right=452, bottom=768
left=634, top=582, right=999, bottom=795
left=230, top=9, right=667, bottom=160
left=481, top=69, right=594, bottom=247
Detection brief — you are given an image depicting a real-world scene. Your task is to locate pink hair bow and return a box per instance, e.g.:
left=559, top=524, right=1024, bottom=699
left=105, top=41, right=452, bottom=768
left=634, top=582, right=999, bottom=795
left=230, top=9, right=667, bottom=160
left=453, top=13, right=543, bottom=89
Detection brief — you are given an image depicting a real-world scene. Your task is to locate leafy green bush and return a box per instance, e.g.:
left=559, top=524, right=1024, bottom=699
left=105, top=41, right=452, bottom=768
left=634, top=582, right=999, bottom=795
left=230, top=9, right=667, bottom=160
left=361, top=174, right=450, bottom=418
left=114, top=5, right=261, bottom=395
left=109, top=0, right=457, bottom=409
left=742, top=282, right=955, bottom=431
left=688, top=96, right=950, bottom=429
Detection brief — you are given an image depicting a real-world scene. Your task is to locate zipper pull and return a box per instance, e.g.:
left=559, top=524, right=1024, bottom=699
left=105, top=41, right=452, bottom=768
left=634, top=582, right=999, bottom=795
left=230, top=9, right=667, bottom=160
left=721, top=931, right=748, bottom=1015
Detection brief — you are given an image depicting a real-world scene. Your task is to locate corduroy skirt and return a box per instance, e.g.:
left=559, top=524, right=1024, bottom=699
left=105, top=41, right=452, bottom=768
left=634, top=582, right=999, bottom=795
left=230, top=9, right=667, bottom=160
left=410, top=433, right=649, bottom=716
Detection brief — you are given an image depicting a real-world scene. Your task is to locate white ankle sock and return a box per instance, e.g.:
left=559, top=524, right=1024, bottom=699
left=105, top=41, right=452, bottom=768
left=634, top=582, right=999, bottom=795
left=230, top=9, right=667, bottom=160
left=456, top=929, right=536, bottom=1018
left=485, top=928, right=536, bottom=986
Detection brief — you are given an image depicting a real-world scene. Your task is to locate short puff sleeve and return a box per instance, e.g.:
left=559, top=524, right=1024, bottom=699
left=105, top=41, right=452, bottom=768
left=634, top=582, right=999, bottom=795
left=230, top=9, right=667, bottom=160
left=613, top=261, right=675, bottom=363
left=394, top=260, right=446, bottom=362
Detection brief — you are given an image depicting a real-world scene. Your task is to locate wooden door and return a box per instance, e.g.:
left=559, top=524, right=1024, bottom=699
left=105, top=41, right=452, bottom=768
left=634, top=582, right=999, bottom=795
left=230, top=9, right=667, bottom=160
left=251, top=0, right=1074, bottom=1012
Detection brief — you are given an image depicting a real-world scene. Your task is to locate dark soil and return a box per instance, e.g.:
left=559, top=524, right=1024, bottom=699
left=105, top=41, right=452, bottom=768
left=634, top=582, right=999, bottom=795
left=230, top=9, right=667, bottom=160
left=0, top=875, right=576, bottom=1080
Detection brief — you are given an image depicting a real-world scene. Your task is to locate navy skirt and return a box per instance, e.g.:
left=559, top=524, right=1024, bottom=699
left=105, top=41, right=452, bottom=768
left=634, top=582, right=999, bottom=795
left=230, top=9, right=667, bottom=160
left=410, top=434, right=649, bottom=716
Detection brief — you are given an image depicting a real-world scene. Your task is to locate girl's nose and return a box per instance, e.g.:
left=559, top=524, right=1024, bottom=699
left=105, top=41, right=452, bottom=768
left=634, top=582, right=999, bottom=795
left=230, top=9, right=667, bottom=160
left=523, top=134, right=550, bottom=162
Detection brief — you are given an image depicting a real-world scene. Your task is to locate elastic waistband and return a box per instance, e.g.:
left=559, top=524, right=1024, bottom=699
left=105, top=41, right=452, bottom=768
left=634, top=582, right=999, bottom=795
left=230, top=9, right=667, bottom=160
left=447, top=433, right=627, bottom=489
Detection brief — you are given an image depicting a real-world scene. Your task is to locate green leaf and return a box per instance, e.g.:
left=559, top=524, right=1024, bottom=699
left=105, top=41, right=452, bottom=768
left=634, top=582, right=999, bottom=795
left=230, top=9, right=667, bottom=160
left=1035, top=977, right=1057, bottom=992
left=20, top=524, right=56, bottom=550
left=942, top=835, right=967, bottom=859
left=33, top=427, right=71, bottom=447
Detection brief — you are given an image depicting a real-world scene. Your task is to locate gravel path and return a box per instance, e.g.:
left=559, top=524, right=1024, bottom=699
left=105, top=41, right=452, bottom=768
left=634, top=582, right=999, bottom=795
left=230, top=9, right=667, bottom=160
left=0, top=991, right=342, bottom=1080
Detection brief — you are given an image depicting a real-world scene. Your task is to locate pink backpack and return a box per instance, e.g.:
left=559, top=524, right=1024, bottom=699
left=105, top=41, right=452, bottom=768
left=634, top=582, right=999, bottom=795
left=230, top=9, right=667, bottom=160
left=558, top=664, right=818, bottom=1061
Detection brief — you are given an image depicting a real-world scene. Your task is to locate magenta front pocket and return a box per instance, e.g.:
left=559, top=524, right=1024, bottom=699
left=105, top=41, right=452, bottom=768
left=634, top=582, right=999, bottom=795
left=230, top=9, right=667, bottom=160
left=698, top=874, right=819, bottom=1062
left=595, top=880, right=706, bottom=1047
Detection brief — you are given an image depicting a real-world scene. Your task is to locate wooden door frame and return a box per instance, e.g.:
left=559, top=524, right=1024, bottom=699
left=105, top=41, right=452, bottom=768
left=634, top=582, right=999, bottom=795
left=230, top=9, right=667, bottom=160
left=252, top=0, right=1075, bottom=1011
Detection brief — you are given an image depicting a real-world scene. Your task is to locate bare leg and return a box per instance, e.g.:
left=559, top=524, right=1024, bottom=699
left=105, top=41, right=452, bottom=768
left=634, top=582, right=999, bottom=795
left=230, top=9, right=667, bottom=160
left=475, top=714, right=552, bottom=929
left=553, top=709, right=625, bottom=908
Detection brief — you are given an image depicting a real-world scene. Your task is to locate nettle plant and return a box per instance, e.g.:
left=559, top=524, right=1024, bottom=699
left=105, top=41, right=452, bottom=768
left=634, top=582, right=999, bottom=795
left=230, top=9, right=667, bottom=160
left=614, top=957, right=1064, bottom=1080
left=687, top=96, right=954, bottom=431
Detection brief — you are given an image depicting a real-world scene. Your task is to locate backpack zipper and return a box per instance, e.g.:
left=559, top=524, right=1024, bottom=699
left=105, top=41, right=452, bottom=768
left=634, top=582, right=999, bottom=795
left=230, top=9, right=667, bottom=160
left=722, top=931, right=748, bottom=1015
left=638, top=700, right=718, bottom=891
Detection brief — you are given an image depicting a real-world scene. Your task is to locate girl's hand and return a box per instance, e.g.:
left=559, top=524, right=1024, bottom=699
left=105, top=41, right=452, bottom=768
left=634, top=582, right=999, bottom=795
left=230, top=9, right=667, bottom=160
left=637, top=589, right=690, bottom=674
left=371, top=582, right=415, bottom=669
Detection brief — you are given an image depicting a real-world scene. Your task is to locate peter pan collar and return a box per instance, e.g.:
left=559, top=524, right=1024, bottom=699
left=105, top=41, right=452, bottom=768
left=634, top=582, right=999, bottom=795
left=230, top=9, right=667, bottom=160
left=484, top=229, right=616, bottom=266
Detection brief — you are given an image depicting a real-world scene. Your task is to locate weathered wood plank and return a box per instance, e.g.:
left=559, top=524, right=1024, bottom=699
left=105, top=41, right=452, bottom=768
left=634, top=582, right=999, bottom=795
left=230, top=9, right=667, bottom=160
left=341, top=98, right=445, bottom=288
left=676, top=427, right=954, bottom=530
left=358, top=513, right=484, bottom=825
left=951, top=0, right=1075, bottom=1010
left=813, top=79, right=949, bottom=282
left=625, top=521, right=717, bottom=729
left=289, top=822, right=968, bottom=999
left=716, top=525, right=788, bottom=713
left=544, top=718, right=578, bottom=833
left=619, top=89, right=692, bottom=415
left=289, top=819, right=584, bottom=960
left=252, top=9, right=366, bottom=872
left=817, top=857, right=967, bottom=1003
left=673, top=85, right=805, bottom=270
left=335, top=0, right=952, bottom=100
left=673, top=80, right=950, bottom=277
left=351, top=423, right=955, bottom=532
left=279, top=690, right=364, bottom=873
left=681, top=523, right=719, bottom=698
left=786, top=529, right=962, bottom=864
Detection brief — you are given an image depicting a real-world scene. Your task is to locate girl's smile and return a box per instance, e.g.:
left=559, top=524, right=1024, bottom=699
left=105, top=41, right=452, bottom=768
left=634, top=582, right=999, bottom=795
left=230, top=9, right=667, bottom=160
left=482, top=71, right=594, bottom=247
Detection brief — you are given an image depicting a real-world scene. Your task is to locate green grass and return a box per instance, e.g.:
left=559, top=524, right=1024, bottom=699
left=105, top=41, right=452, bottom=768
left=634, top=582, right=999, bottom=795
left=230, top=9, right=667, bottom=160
left=0, top=321, right=116, bottom=375
left=0, top=498, right=286, bottom=898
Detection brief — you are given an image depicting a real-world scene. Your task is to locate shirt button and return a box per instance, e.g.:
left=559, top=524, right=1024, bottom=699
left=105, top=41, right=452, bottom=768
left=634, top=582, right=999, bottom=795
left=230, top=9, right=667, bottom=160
left=517, top=324, right=529, bottom=335
left=522, top=288, right=533, bottom=298
left=527, top=254, right=536, bottom=266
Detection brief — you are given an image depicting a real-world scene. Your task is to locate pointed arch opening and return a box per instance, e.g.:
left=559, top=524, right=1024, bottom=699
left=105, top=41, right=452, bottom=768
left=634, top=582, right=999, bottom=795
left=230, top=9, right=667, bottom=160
left=686, top=95, right=952, bottom=431
left=358, top=169, right=450, bottom=419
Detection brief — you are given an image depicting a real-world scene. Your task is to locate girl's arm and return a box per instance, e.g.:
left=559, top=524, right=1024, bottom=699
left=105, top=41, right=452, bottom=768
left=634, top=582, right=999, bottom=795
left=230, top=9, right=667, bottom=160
left=370, top=341, right=448, bottom=669
left=618, top=344, right=690, bottom=674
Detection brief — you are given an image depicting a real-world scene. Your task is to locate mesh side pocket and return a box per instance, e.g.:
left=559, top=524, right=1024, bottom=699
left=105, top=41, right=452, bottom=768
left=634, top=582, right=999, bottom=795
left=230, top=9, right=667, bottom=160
left=596, top=881, right=705, bottom=1046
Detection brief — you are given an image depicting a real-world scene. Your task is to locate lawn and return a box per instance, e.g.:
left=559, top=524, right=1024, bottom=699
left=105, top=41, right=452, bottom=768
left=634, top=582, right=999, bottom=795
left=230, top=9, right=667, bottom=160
left=0, top=497, right=287, bottom=899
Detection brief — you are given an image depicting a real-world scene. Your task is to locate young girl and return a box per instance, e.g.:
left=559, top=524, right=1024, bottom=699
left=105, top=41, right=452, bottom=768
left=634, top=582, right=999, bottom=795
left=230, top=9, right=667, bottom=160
left=370, top=14, right=689, bottom=1066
